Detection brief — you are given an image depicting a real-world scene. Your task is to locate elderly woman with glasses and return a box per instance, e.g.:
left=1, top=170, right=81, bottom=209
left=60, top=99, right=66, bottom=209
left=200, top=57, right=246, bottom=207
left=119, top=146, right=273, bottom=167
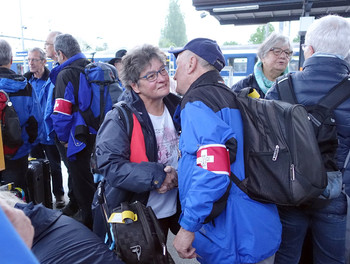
left=232, top=33, right=293, bottom=98
left=92, top=44, right=181, bottom=241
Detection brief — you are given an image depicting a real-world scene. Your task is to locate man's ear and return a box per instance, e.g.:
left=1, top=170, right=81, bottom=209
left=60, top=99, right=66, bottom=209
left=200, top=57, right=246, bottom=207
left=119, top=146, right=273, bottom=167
left=187, top=55, right=197, bottom=74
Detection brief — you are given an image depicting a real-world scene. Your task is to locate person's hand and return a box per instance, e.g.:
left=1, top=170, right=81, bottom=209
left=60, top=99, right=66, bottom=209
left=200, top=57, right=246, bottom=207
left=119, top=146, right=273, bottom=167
left=0, top=199, right=34, bottom=248
left=173, top=227, right=197, bottom=259
left=157, top=166, right=178, bottom=194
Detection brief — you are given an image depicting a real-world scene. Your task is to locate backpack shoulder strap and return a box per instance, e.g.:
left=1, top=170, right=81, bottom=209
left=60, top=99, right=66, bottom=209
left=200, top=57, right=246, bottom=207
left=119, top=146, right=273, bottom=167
left=276, top=73, right=298, bottom=104
left=113, top=101, right=133, bottom=140
left=318, top=76, right=350, bottom=110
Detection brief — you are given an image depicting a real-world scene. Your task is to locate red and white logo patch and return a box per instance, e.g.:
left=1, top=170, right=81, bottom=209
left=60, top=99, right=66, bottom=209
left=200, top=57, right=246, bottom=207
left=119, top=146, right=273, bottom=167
left=53, top=98, right=73, bottom=116
left=196, top=144, right=230, bottom=175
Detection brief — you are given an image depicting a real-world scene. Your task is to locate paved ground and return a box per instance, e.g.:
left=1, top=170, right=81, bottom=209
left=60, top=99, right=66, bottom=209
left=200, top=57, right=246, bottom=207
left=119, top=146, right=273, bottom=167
left=57, top=163, right=199, bottom=264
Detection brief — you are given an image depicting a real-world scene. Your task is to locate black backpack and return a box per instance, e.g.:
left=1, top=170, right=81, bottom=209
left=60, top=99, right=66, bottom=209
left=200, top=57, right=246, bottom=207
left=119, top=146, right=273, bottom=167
left=96, top=180, right=173, bottom=264
left=231, top=86, right=327, bottom=206
left=0, top=90, right=23, bottom=158
left=276, top=74, right=350, bottom=202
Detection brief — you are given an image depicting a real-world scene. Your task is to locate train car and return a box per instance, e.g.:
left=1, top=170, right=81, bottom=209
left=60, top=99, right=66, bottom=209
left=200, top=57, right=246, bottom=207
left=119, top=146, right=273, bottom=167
left=10, top=45, right=300, bottom=87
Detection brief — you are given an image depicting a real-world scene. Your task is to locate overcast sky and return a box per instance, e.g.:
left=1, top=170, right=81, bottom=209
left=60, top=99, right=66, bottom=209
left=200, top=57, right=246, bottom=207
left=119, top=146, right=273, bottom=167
left=0, top=0, right=299, bottom=54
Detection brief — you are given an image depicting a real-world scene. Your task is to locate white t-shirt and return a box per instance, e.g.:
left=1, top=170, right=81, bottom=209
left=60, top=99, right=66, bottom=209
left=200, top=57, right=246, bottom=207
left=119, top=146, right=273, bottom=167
left=146, top=106, right=179, bottom=219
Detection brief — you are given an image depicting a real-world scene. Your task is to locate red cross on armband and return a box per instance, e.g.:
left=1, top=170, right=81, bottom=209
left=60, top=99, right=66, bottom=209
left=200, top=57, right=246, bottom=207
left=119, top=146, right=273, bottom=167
left=196, top=144, right=231, bottom=175
left=53, top=98, right=73, bottom=116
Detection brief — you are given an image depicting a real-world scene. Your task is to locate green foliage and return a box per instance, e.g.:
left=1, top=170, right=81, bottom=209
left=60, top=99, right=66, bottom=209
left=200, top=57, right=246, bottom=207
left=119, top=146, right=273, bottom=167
left=249, top=23, right=275, bottom=44
left=159, top=0, right=187, bottom=48
left=293, top=35, right=300, bottom=43
left=223, top=41, right=238, bottom=46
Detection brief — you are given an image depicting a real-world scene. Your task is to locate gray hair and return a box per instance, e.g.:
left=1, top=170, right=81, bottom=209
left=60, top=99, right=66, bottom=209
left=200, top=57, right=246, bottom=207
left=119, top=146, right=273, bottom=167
left=54, top=34, right=81, bottom=59
left=0, top=190, right=25, bottom=207
left=0, top=39, right=12, bottom=66
left=257, top=33, right=292, bottom=61
left=29, top=47, right=46, bottom=60
left=305, top=15, right=350, bottom=58
left=186, top=50, right=216, bottom=71
left=120, top=44, right=167, bottom=90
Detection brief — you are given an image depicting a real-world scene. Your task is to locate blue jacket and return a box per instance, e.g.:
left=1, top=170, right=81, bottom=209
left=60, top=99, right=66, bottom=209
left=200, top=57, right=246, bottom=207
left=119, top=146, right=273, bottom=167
left=175, top=70, right=281, bottom=264
left=266, top=55, right=350, bottom=196
left=0, top=67, right=43, bottom=160
left=24, top=67, right=55, bottom=145
left=92, top=89, right=181, bottom=238
left=50, top=53, right=90, bottom=159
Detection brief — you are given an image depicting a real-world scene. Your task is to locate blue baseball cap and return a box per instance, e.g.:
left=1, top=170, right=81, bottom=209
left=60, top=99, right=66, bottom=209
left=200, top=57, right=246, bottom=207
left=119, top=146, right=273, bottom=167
left=169, top=38, right=225, bottom=72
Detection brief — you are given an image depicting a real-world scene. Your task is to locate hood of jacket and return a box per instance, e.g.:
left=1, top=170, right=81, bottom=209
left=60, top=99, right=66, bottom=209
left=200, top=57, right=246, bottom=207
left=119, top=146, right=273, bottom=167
left=0, top=67, right=28, bottom=93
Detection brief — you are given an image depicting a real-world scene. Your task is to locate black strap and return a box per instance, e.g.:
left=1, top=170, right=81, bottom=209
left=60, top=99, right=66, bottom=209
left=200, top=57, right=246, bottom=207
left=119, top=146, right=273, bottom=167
left=113, top=101, right=133, bottom=141
left=277, top=73, right=297, bottom=104
left=99, top=84, right=105, bottom=127
left=278, top=74, right=350, bottom=110
left=318, top=77, right=350, bottom=110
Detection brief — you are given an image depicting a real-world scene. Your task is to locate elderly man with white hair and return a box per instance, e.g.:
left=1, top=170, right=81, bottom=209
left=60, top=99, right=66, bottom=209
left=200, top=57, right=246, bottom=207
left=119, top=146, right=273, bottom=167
left=266, top=15, right=350, bottom=264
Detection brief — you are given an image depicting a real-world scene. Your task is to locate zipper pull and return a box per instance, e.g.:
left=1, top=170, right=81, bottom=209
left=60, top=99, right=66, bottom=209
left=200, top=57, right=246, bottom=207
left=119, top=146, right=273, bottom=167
left=272, top=145, right=280, bottom=161
left=290, top=164, right=295, bottom=181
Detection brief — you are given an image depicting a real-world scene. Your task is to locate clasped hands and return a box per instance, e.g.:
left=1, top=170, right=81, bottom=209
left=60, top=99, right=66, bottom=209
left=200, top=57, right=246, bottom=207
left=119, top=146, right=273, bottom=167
left=157, top=165, right=178, bottom=194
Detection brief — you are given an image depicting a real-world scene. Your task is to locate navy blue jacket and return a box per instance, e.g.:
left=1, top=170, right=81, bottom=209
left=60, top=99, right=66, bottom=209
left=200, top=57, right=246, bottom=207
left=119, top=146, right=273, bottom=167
left=266, top=55, right=350, bottom=196
left=16, top=203, right=124, bottom=264
left=231, top=73, right=266, bottom=98
left=92, top=89, right=181, bottom=238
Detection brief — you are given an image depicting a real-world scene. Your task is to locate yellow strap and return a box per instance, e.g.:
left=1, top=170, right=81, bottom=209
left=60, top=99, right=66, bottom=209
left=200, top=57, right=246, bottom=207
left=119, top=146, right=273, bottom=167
left=122, top=210, right=138, bottom=223
left=248, top=88, right=260, bottom=99
left=108, top=211, right=138, bottom=224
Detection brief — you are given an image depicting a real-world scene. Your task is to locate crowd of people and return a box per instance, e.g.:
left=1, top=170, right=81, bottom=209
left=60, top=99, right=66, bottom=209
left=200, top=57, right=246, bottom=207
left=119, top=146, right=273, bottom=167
left=0, top=14, right=349, bottom=264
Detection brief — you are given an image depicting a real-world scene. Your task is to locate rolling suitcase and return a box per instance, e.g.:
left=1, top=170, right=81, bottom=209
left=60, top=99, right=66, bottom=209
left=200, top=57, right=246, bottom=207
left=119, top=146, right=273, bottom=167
left=26, top=158, right=53, bottom=208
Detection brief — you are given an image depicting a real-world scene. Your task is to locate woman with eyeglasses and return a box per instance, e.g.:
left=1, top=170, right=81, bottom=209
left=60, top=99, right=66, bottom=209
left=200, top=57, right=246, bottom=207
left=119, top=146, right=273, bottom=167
left=232, top=33, right=293, bottom=98
left=91, top=44, right=181, bottom=242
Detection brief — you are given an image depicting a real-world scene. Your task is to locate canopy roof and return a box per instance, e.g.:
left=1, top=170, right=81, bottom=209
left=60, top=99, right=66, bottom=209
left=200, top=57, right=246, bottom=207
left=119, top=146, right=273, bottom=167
left=192, top=0, right=350, bottom=25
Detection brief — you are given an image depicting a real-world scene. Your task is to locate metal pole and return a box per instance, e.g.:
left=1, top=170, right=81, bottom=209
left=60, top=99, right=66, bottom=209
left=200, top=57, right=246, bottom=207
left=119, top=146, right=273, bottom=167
left=19, top=0, right=26, bottom=73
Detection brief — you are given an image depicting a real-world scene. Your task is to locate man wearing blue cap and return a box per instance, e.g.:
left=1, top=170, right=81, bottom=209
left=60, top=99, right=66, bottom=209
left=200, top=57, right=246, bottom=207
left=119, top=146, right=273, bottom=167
left=170, top=38, right=281, bottom=264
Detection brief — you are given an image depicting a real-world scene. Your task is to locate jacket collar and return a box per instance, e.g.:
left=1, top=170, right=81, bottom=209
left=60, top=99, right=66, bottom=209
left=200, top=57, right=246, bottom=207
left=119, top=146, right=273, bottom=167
left=24, top=66, right=50, bottom=81
left=303, top=56, right=350, bottom=74
left=186, top=70, right=224, bottom=96
left=49, top=53, right=86, bottom=85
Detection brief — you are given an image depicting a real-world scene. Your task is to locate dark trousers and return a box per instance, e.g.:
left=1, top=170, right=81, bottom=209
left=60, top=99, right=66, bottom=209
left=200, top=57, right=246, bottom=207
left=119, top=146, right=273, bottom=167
left=30, top=144, right=64, bottom=197
left=68, top=135, right=96, bottom=229
left=1, top=155, right=29, bottom=200
left=55, top=137, right=77, bottom=205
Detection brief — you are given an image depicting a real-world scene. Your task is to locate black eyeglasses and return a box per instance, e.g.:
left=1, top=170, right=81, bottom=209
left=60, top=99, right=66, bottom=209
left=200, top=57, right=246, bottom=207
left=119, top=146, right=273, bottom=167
left=28, top=58, right=42, bottom=62
left=270, top=47, right=293, bottom=58
left=139, top=66, right=168, bottom=82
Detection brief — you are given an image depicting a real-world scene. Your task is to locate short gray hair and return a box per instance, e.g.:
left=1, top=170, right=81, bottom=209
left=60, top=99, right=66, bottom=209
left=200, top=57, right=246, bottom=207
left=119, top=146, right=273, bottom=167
left=0, top=39, right=12, bottom=66
left=305, top=15, right=350, bottom=58
left=29, top=47, right=46, bottom=60
left=0, top=190, right=25, bottom=207
left=186, top=50, right=216, bottom=71
left=257, top=33, right=292, bottom=61
left=54, top=34, right=81, bottom=59
left=120, top=44, right=167, bottom=90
